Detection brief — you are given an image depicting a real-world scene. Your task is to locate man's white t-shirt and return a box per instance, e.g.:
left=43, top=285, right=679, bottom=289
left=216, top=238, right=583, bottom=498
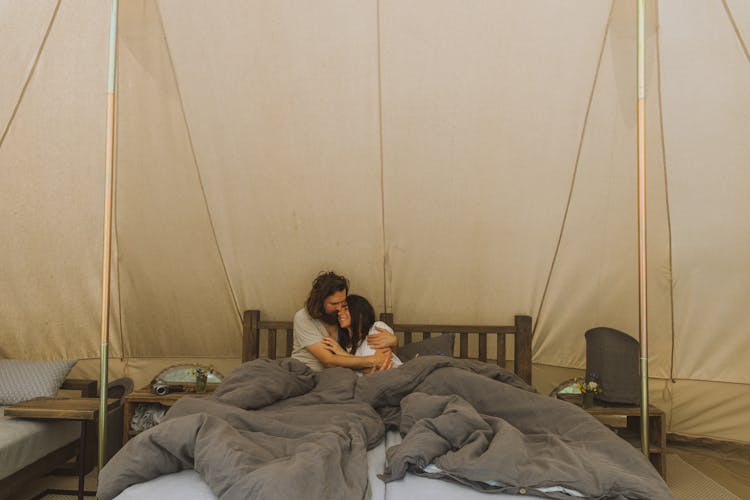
left=291, top=308, right=330, bottom=371
left=355, top=321, right=403, bottom=367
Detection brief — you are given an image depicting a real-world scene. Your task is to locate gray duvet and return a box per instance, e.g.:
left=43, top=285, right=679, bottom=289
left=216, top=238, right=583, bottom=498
left=98, top=357, right=672, bottom=500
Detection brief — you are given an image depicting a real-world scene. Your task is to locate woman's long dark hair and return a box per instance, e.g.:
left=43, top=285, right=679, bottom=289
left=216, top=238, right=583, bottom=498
left=337, top=294, right=375, bottom=354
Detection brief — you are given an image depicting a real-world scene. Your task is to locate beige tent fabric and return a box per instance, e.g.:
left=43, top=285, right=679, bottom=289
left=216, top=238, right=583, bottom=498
left=669, top=379, right=750, bottom=443
left=157, top=0, right=386, bottom=318
left=727, top=0, right=750, bottom=52
left=0, top=0, right=56, bottom=132
left=1, top=0, right=749, bottom=444
left=533, top=0, right=673, bottom=378
left=381, top=0, right=610, bottom=325
left=660, top=0, right=750, bottom=384
left=0, top=0, right=120, bottom=359
left=115, top=0, right=240, bottom=357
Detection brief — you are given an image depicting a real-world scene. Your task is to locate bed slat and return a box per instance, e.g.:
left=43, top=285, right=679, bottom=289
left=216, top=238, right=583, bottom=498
left=459, top=334, right=468, bottom=358
left=268, top=329, right=277, bottom=359
left=514, top=315, right=532, bottom=385
left=242, top=310, right=261, bottom=362
left=478, top=334, right=487, bottom=362
left=497, top=333, right=506, bottom=368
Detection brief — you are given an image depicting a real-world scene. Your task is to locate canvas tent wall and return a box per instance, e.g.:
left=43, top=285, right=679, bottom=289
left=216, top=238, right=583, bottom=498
left=1, top=0, right=748, bottom=445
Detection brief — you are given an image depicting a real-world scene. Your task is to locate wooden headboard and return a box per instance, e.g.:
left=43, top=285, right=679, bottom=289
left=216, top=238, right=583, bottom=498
left=242, top=310, right=533, bottom=386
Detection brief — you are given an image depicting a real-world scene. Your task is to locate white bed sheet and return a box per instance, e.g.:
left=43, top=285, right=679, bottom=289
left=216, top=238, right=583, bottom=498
left=0, top=406, right=79, bottom=479
left=115, top=431, right=545, bottom=499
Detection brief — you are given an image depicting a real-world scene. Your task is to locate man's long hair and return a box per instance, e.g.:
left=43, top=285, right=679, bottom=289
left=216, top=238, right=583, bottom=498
left=305, top=271, right=349, bottom=319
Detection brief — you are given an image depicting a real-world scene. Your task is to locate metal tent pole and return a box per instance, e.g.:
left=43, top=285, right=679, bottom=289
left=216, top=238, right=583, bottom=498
left=99, top=0, right=119, bottom=473
left=636, top=0, right=650, bottom=458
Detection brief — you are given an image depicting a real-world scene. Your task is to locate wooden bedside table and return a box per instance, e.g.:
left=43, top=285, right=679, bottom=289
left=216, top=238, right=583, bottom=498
left=583, top=403, right=666, bottom=477
left=5, top=397, right=119, bottom=500
left=123, top=386, right=216, bottom=444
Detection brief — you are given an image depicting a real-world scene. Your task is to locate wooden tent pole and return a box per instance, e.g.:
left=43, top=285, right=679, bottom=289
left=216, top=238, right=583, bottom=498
left=636, top=0, right=650, bottom=458
left=99, top=0, right=119, bottom=473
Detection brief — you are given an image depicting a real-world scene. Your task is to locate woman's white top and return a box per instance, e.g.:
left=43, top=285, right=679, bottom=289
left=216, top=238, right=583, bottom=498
left=354, top=321, right=403, bottom=367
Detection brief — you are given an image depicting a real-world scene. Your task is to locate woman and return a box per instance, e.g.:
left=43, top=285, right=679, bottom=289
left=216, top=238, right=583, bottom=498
left=320, top=294, right=401, bottom=372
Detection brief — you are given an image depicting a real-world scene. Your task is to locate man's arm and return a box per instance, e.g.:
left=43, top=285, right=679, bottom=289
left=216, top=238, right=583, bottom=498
left=367, top=324, right=399, bottom=353
left=307, top=340, right=390, bottom=370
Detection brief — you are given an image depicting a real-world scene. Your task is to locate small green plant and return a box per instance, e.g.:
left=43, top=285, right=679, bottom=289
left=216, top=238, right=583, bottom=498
left=576, top=378, right=601, bottom=394
left=188, top=365, right=214, bottom=378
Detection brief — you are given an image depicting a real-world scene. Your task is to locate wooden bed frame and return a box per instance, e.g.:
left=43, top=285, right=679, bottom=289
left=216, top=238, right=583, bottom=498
left=242, top=310, right=533, bottom=386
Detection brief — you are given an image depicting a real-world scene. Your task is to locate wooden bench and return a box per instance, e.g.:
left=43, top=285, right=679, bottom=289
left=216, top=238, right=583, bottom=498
left=0, top=378, right=132, bottom=500
left=0, top=379, right=96, bottom=500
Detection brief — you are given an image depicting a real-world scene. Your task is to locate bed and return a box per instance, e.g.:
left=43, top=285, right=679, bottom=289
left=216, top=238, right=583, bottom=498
left=100, top=309, right=672, bottom=500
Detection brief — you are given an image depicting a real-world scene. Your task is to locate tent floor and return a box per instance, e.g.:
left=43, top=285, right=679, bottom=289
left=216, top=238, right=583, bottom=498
left=668, top=441, right=750, bottom=499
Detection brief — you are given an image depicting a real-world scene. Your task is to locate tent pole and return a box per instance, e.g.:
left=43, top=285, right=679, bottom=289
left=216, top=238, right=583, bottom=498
left=636, top=0, right=650, bottom=459
left=99, top=0, right=119, bottom=473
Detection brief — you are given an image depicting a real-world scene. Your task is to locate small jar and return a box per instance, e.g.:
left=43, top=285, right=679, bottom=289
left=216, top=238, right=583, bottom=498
left=582, top=392, right=595, bottom=408
left=195, top=373, right=208, bottom=393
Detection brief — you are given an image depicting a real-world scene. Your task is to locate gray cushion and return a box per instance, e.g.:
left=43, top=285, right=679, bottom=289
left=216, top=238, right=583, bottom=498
left=398, top=334, right=455, bottom=362
left=0, top=359, right=77, bottom=405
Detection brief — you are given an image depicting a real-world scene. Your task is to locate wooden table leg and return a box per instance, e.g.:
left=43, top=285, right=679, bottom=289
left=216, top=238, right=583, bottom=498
left=77, top=420, right=85, bottom=500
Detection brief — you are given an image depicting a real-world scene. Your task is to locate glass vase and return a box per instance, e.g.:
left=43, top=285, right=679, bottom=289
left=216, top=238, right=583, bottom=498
left=582, top=392, right=594, bottom=409
left=195, top=374, right=208, bottom=393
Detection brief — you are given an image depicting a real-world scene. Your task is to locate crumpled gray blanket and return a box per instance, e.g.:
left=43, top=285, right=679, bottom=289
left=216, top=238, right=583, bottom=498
left=98, top=356, right=672, bottom=500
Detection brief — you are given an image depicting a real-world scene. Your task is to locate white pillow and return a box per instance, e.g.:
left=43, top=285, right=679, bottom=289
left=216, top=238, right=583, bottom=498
left=0, top=359, right=77, bottom=405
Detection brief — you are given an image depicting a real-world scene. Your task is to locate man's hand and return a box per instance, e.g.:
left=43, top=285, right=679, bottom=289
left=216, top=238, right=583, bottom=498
left=366, top=326, right=398, bottom=349
left=367, top=349, right=393, bottom=374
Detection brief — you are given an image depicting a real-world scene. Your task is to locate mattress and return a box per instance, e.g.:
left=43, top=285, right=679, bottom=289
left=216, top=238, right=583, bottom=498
left=0, top=406, right=80, bottom=479
left=115, top=431, right=549, bottom=499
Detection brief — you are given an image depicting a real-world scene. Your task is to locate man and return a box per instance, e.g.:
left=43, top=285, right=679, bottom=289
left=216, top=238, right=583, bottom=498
left=291, top=271, right=396, bottom=371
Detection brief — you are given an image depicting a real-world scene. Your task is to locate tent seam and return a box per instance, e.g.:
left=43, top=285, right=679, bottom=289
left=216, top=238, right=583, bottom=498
left=654, top=0, right=677, bottom=434
left=654, top=0, right=677, bottom=386
left=114, top=33, right=126, bottom=361
left=532, top=1, right=614, bottom=340
left=155, top=3, right=243, bottom=325
left=721, top=0, right=750, bottom=64
left=376, top=0, right=389, bottom=314
left=0, top=0, right=61, bottom=151
left=668, top=376, right=750, bottom=387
